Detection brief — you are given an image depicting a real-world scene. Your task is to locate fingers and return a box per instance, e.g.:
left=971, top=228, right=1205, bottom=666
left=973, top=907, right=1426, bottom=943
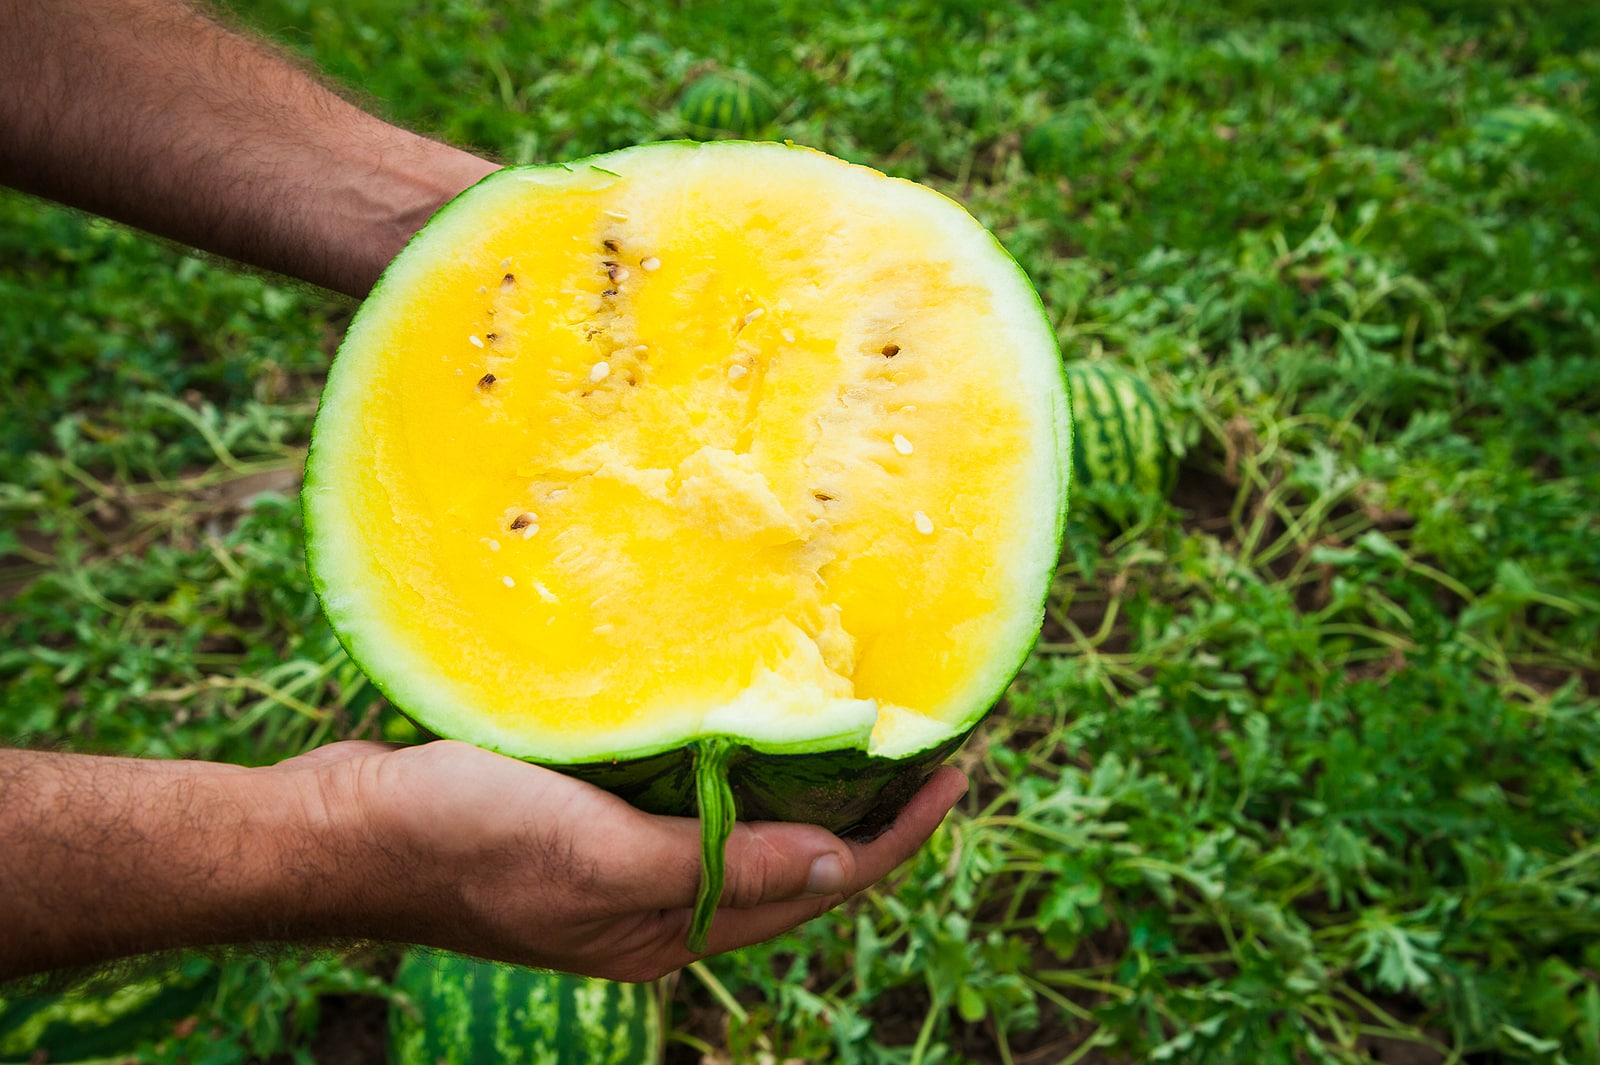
left=701, top=766, right=969, bottom=950
left=620, top=766, right=969, bottom=969
left=615, top=814, right=856, bottom=912
left=603, top=766, right=967, bottom=920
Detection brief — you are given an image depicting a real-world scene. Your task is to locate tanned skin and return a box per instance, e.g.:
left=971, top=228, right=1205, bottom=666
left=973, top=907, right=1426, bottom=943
left=0, top=0, right=969, bottom=982
left=0, top=0, right=496, bottom=297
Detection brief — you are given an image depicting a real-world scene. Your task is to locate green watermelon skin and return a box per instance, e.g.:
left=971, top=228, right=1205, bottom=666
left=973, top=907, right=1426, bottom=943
left=1064, top=362, right=1176, bottom=498
left=676, top=74, right=777, bottom=137
left=389, top=952, right=662, bottom=1065
left=564, top=725, right=975, bottom=842
left=0, top=957, right=216, bottom=1064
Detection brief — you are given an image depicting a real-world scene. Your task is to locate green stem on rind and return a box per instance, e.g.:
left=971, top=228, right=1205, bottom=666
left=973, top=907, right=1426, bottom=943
left=687, top=737, right=736, bottom=953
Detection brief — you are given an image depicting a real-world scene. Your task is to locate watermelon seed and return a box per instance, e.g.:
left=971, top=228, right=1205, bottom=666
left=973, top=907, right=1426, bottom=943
left=893, top=434, right=914, bottom=455
left=781, top=328, right=797, bottom=343
left=522, top=523, right=540, bottom=539
left=589, top=361, right=612, bottom=383
left=593, top=623, right=616, bottom=635
left=469, top=334, right=485, bottom=348
left=534, top=580, right=559, bottom=603
left=510, top=513, right=537, bottom=531
left=485, top=539, right=501, bottom=552
left=500, top=257, right=513, bottom=269
left=547, top=488, right=568, bottom=500
left=881, top=343, right=900, bottom=357
left=640, top=256, right=661, bottom=272
left=604, top=209, right=629, bottom=221
left=603, top=239, right=620, bottom=252
left=501, top=575, right=516, bottom=588
left=501, top=273, right=516, bottom=291
left=486, top=332, right=500, bottom=342
left=813, top=491, right=835, bottom=502
left=913, top=510, right=934, bottom=535
left=476, top=285, right=488, bottom=295
left=727, top=364, right=749, bottom=381
left=477, top=373, right=497, bottom=390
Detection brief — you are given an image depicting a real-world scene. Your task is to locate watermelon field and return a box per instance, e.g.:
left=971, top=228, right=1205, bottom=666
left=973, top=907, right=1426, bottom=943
left=2, top=0, right=1598, bottom=1061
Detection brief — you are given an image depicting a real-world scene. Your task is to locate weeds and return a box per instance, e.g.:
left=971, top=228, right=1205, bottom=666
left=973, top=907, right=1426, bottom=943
left=2, top=0, right=1596, bottom=1060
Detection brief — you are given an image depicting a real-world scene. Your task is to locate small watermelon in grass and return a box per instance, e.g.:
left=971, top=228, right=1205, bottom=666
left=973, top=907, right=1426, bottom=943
left=676, top=72, right=778, bottom=137
left=388, top=952, right=662, bottom=1065
left=0, top=957, right=217, bottom=1064
left=1064, top=361, right=1177, bottom=512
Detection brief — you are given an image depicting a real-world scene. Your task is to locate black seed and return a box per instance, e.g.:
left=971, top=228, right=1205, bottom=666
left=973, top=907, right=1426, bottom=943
left=509, top=513, right=533, bottom=530
left=603, top=239, right=620, bottom=252
left=605, top=263, right=621, bottom=281
left=501, top=273, right=516, bottom=288
left=477, top=373, right=496, bottom=390
left=486, top=332, right=500, bottom=342
left=880, top=343, right=900, bottom=357
left=813, top=491, right=835, bottom=502
left=601, top=288, right=618, bottom=297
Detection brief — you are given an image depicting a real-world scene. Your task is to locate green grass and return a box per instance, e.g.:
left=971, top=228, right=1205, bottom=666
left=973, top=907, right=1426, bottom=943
left=3, top=0, right=1598, bottom=1061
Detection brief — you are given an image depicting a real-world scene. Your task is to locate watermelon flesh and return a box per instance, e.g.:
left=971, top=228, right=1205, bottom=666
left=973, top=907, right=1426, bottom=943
left=304, top=142, right=1070, bottom=949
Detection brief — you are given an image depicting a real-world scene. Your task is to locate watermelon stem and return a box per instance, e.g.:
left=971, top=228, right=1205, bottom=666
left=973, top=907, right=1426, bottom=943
left=687, top=737, right=736, bottom=954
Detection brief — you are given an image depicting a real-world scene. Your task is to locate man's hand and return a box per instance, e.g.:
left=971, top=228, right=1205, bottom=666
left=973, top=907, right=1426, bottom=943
left=0, top=742, right=966, bottom=983
left=281, top=740, right=967, bottom=982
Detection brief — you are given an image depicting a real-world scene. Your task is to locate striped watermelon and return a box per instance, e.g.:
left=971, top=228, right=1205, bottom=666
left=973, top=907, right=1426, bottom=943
left=389, top=951, right=662, bottom=1065
left=1063, top=362, right=1176, bottom=503
left=0, top=957, right=216, bottom=1064
left=676, top=72, right=777, bottom=137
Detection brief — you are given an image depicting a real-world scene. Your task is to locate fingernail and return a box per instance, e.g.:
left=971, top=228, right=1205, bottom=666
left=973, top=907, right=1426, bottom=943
left=806, top=853, right=847, bottom=895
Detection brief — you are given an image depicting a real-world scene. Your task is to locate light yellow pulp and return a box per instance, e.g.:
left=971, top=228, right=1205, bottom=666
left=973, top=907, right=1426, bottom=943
left=320, top=148, right=1057, bottom=758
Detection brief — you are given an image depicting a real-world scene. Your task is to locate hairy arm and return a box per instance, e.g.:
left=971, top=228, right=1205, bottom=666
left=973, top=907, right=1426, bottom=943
left=0, top=742, right=967, bottom=983
left=0, top=0, right=497, bottom=296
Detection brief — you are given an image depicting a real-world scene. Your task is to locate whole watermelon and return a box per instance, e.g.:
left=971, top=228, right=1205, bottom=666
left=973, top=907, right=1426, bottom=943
left=388, top=951, right=662, bottom=1065
left=676, top=72, right=777, bottom=137
left=1064, top=361, right=1177, bottom=504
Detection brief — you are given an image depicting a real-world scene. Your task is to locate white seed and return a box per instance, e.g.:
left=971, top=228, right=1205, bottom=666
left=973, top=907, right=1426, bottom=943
left=639, top=256, right=661, bottom=272
left=521, top=523, right=540, bottom=539
left=604, top=209, right=629, bottom=221
left=593, top=623, right=616, bottom=635
left=501, top=575, right=516, bottom=588
left=741, top=308, right=766, bottom=327
left=611, top=266, right=629, bottom=283
left=781, top=328, right=796, bottom=343
left=477, top=285, right=488, bottom=295
left=469, top=334, right=484, bottom=348
left=534, top=581, right=558, bottom=603
left=486, top=538, right=501, bottom=552
left=727, top=364, right=749, bottom=381
left=589, top=361, right=612, bottom=383
left=913, top=510, right=934, bottom=535
left=547, top=488, right=569, bottom=500
left=893, top=434, right=914, bottom=456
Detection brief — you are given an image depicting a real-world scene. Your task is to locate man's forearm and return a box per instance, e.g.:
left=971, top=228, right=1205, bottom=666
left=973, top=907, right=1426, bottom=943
left=0, top=0, right=497, bottom=296
left=0, top=748, right=365, bottom=982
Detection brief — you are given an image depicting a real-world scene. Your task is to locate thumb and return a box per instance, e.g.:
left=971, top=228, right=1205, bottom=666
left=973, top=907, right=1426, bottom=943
left=620, top=816, right=853, bottom=911
left=716, top=821, right=856, bottom=909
